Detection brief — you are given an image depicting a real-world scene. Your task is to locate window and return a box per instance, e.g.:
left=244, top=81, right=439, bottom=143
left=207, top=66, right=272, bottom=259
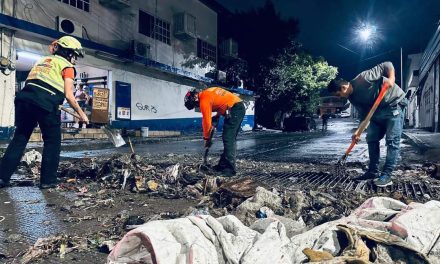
left=58, top=0, right=89, bottom=12
left=139, top=10, right=154, bottom=37
left=197, top=39, right=216, bottom=63
left=154, top=17, right=171, bottom=45
left=139, top=10, right=171, bottom=45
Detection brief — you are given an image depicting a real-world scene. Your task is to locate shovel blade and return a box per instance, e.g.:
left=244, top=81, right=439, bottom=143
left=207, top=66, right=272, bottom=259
left=102, top=126, right=126, bottom=147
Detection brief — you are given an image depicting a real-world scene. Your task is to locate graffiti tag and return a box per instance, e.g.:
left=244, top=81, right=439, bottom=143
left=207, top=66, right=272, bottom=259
left=136, top=103, right=158, bottom=113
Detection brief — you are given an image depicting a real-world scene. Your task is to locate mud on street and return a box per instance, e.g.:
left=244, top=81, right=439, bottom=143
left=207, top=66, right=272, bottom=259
left=1, top=120, right=440, bottom=263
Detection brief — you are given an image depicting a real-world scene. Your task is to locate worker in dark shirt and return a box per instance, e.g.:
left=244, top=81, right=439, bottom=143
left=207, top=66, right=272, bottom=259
left=321, top=113, right=329, bottom=131
left=327, top=62, right=406, bottom=187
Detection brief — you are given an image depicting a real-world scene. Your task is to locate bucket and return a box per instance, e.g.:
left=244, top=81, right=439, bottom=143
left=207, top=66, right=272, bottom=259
left=141, top=127, right=149, bottom=138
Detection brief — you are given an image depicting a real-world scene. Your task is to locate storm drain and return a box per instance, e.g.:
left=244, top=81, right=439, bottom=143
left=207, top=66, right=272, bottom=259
left=245, top=171, right=440, bottom=201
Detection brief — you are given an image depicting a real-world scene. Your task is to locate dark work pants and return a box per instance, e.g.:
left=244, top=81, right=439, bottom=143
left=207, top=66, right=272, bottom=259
left=0, top=100, right=61, bottom=184
left=217, top=102, right=246, bottom=173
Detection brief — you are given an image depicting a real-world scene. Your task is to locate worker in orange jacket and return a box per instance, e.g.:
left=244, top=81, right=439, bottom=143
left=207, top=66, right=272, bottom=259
left=185, top=86, right=245, bottom=176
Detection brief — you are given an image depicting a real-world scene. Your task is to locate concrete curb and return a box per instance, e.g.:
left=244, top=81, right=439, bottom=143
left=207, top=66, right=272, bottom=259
left=402, top=132, right=430, bottom=151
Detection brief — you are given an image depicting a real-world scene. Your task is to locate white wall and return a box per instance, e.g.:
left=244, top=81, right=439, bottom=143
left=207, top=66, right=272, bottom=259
left=419, top=65, right=435, bottom=129
left=111, top=70, right=200, bottom=121
left=0, top=30, right=16, bottom=127
left=9, top=0, right=216, bottom=77
left=435, top=59, right=440, bottom=132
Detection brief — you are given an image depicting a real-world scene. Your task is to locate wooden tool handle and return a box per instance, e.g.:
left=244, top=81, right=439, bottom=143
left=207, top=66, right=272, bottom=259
left=343, top=82, right=391, bottom=157
left=60, top=106, right=81, bottom=119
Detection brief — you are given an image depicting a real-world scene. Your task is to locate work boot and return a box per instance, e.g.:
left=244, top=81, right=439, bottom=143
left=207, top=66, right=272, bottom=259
left=354, top=171, right=379, bottom=181
left=212, top=164, right=225, bottom=172
left=0, top=179, right=9, bottom=188
left=39, top=181, right=59, bottom=189
left=374, top=175, right=393, bottom=187
left=220, top=168, right=236, bottom=177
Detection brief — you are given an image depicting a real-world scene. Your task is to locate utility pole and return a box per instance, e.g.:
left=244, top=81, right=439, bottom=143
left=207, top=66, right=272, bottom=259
left=400, top=47, right=403, bottom=88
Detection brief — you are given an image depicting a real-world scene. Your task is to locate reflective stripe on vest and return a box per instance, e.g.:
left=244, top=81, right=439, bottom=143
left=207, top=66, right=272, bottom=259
left=26, top=55, right=73, bottom=93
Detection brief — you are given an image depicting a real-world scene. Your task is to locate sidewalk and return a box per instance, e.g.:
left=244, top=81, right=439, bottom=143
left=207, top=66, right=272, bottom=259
left=402, top=128, right=440, bottom=163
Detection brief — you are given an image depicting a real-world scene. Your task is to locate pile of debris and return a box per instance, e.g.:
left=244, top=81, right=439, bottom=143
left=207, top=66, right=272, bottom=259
left=3, top=150, right=440, bottom=263
left=55, top=153, right=215, bottom=199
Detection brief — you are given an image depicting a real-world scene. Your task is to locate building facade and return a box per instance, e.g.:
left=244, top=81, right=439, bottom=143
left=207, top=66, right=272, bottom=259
left=417, top=24, right=440, bottom=132
left=404, top=53, right=422, bottom=128
left=319, top=96, right=349, bottom=117
left=0, top=0, right=254, bottom=138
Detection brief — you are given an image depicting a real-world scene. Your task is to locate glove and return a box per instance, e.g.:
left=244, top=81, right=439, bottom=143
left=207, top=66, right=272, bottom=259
left=352, top=133, right=361, bottom=143
left=204, top=139, right=212, bottom=148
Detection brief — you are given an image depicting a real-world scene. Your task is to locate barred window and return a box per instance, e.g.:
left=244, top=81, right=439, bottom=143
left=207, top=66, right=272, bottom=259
left=154, top=18, right=171, bottom=45
left=58, top=0, right=89, bottom=12
left=197, top=39, right=216, bottom=63
left=139, top=10, right=171, bottom=46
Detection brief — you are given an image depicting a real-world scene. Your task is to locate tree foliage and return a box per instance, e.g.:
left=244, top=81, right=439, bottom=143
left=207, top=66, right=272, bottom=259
left=260, top=42, right=338, bottom=115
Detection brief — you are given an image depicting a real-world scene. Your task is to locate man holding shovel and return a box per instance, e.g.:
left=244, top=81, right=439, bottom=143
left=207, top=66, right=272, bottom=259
left=184, top=86, right=245, bottom=177
left=0, top=36, right=88, bottom=189
left=327, top=62, right=406, bottom=187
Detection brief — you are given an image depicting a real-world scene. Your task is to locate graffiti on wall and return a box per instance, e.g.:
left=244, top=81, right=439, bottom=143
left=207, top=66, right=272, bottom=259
left=136, top=102, right=158, bottom=113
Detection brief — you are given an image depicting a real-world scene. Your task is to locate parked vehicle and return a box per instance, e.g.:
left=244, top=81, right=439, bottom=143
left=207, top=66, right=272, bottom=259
left=340, top=111, right=350, bottom=118
left=283, top=114, right=316, bottom=132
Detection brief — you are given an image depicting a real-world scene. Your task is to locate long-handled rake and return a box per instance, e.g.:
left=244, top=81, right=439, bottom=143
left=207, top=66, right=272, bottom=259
left=334, top=82, right=392, bottom=176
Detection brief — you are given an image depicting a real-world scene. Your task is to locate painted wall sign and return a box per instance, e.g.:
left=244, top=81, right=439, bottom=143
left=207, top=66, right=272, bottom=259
left=91, top=87, right=109, bottom=124
left=117, top=107, right=131, bottom=119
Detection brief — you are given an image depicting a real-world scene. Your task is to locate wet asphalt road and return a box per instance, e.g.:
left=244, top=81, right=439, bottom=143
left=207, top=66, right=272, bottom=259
left=0, top=118, right=412, bottom=255
left=60, top=118, right=371, bottom=164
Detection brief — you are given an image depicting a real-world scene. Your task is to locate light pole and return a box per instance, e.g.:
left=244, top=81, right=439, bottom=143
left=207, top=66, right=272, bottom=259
left=400, top=47, right=403, bottom=88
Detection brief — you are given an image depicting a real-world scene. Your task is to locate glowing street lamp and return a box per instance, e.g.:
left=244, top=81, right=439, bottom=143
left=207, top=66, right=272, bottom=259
left=356, top=23, right=403, bottom=87
left=359, top=28, right=371, bottom=41
left=356, top=24, right=378, bottom=46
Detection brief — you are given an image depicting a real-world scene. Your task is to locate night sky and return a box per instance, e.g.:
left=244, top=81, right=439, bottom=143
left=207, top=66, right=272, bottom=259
left=215, top=0, right=440, bottom=85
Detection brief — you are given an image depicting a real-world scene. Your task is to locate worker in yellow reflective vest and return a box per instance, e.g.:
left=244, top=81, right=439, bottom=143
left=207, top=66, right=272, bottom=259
left=0, top=36, right=89, bottom=189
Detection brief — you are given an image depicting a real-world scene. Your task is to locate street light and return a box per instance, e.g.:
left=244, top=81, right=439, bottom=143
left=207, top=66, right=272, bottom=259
left=356, top=23, right=403, bottom=88
left=357, top=24, right=377, bottom=43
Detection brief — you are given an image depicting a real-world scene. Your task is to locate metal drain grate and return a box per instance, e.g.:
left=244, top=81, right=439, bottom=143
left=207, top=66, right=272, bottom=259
left=244, top=171, right=440, bottom=201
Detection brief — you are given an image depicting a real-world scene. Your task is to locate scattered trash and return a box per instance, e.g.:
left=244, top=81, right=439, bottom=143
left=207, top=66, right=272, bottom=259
left=98, top=240, right=116, bottom=254
left=255, top=207, right=273, bottom=218
left=2, top=152, right=439, bottom=262
left=213, top=177, right=265, bottom=209
left=162, top=163, right=180, bottom=184
left=237, top=187, right=283, bottom=213
left=255, top=210, right=267, bottom=218
left=21, top=149, right=42, bottom=166
left=146, top=180, right=158, bottom=191
left=21, top=235, right=87, bottom=264
left=189, top=207, right=210, bottom=216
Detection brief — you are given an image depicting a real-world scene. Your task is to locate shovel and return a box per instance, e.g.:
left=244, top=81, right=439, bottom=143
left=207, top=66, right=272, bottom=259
left=337, top=82, right=392, bottom=165
left=60, top=106, right=126, bottom=148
